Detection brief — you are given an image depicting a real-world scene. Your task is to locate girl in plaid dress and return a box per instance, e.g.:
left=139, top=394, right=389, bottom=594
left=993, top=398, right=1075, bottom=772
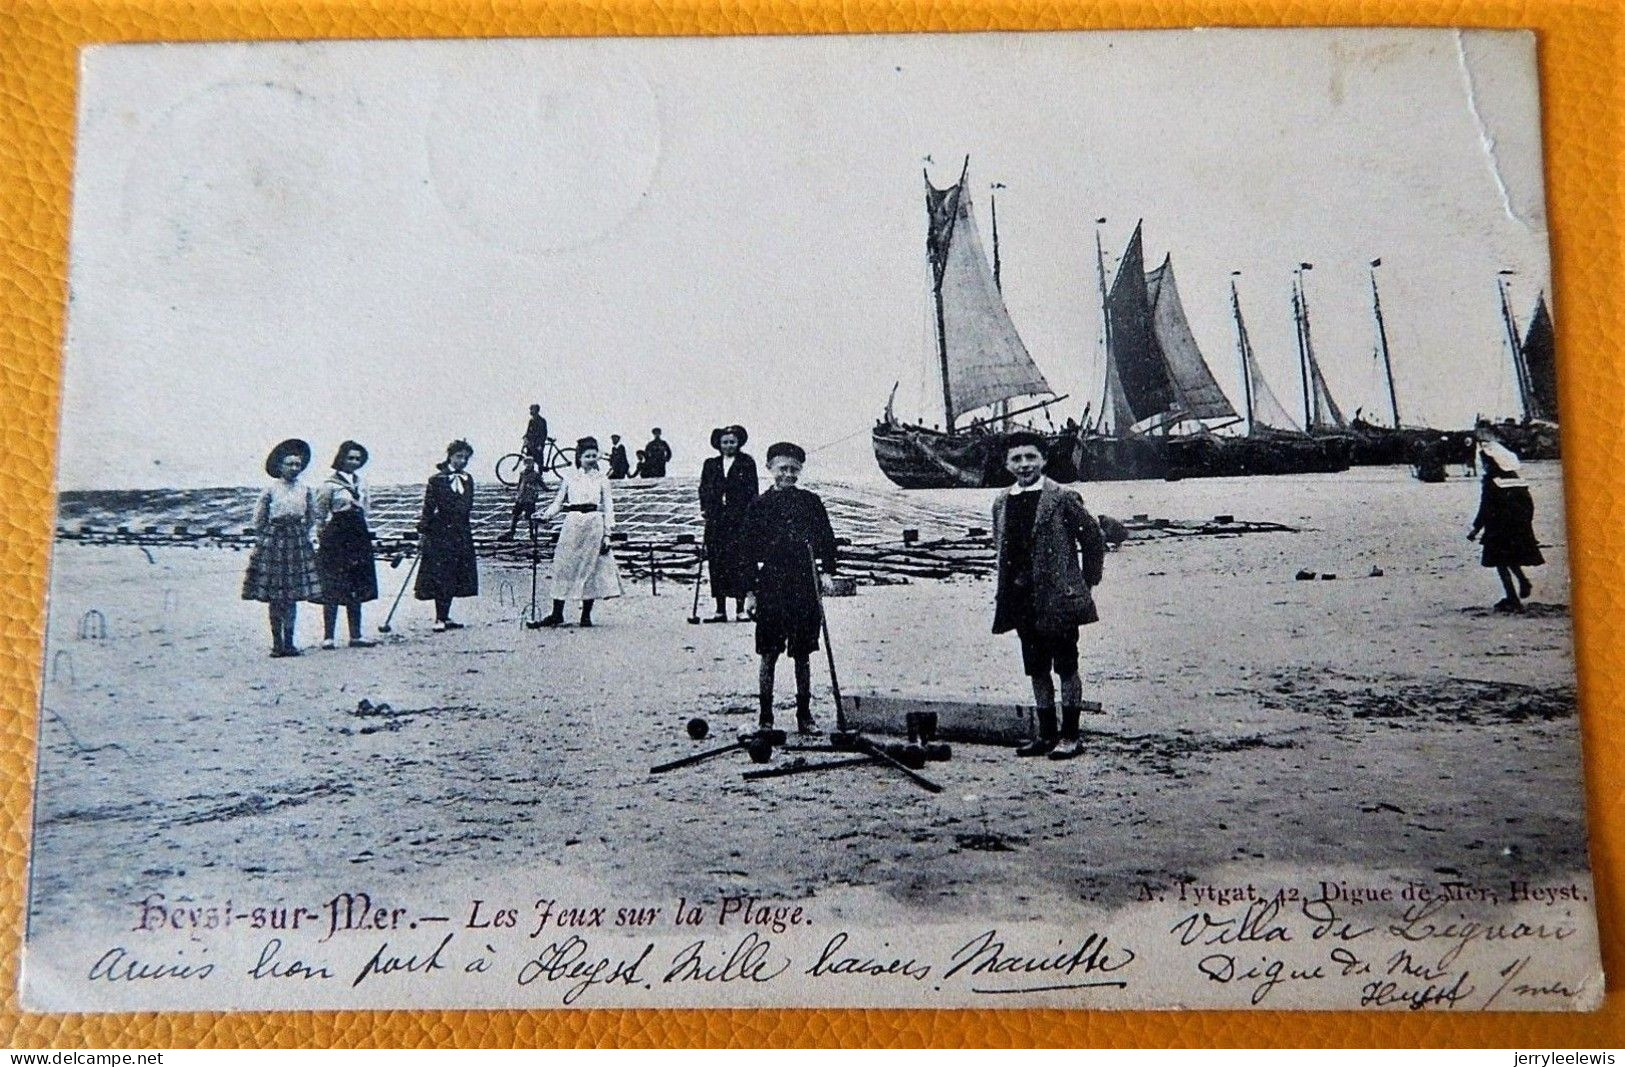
left=242, top=438, right=324, bottom=656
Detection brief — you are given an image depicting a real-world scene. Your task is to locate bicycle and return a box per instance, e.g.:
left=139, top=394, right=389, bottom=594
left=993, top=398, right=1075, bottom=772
left=495, top=437, right=577, bottom=487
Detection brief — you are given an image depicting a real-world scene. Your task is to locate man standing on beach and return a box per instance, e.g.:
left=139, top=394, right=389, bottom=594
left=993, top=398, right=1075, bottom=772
left=523, top=404, right=549, bottom=462
left=991, top=431, right=1105, bottom=760
left=607, top=435, right=631, bottom=479
left=643, top=428, right=672, bottom=478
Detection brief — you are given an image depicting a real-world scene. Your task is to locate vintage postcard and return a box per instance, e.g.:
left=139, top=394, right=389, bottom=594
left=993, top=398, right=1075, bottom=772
left=23, top=29, right=1599, bottom=1012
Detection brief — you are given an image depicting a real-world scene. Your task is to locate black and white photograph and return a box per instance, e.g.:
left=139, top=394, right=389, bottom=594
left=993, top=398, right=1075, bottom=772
left=23, top=28, right=1598, bottom=1011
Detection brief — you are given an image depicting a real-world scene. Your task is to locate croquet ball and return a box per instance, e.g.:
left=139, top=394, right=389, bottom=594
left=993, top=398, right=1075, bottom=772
left=686, top=717, right=709, bottom=741
left=746, top=738, right=773, bottom=764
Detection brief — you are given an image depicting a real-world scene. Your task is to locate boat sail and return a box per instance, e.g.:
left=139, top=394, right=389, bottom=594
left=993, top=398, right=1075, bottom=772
left=1521, top=294, right=1558, bottom=422
left=1144, top=250, right=1241, bottom=430
left=873, top=161, right=1074, bottom=489
left=1485, top=280, right=1560, bottom=460
left=1220, top=276, right=1353, bottom=474
left=874, top=180, right=1354, bottom=488
left=1230, top=276, right=1301, bottom=434
left=1073, top=223, right=1347, bottom=480
left=926, top=162, right=1054, bottom=428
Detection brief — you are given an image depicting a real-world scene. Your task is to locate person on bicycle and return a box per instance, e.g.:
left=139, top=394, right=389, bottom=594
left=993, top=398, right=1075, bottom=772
left=523, top=404, right=549, bottom=462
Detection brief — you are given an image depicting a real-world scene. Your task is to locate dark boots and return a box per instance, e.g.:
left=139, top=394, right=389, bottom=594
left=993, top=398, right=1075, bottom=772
left=1048, top=705, right=1086, bottom=761
left=1016, top=706, right=1057, bottom=757
left=538, top=600, right=595, bottom=627
left=795, top=692, right=819, bottom=736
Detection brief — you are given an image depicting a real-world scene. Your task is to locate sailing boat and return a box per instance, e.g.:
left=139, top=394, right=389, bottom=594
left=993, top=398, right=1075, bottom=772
left=1291, top=264, right=1348, bottom=435
left=872, top=175, right=1353, bottom=488
left=1070, top=222, right=1239, bottom=479
left=1072, top=224, right=1351, bottom=480
left=1336, top=260, right=1473, bottom=467
left=872, top=161, right=1074, bottom=489
left=1486, top=277, right=1560, bottom=460
left=1226, top=274, right=1350, bottom=474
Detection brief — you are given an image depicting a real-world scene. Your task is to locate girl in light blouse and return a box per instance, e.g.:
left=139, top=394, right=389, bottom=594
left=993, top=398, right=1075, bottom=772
left=536, top=436, right=623, bottom=627
left=242, top=438, right=323, bottom=657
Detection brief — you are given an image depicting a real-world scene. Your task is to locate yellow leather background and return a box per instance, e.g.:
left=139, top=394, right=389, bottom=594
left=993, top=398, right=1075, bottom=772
left=1, top=0, right=1620, bottom=1048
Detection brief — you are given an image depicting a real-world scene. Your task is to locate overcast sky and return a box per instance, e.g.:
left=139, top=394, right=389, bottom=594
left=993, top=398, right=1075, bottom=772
left=57, top=29, right=1549, bottom=488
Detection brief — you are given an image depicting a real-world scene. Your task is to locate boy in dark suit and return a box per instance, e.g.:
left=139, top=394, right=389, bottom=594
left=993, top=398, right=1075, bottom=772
left=992, top=431, right=1106, bottom=759
left=738, top=441, right=838, bottom=735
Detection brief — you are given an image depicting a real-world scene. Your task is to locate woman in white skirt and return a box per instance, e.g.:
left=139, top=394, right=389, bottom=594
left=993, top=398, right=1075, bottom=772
left=536, top=436, right=623, bottom=627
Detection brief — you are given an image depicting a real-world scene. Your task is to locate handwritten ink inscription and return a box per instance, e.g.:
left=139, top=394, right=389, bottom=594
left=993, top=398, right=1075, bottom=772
left=68, top=877, right=1591, bottom=1009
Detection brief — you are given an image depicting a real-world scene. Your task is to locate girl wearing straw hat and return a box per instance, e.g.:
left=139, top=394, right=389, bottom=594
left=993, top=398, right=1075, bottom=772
left=242, top=438, right=323, bottom=657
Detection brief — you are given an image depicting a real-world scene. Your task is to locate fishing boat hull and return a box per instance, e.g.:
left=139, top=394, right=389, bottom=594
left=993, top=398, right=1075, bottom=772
left=1484, top=420, right=1561, bottom=462
left=871, top=422, right=1079, bottom=489
left=1344, top=426, right=1478, bottom=467
left=873, top=421, right=1349, bottom=489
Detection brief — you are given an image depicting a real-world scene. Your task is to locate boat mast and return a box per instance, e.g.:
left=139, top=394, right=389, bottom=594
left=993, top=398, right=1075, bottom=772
left=1369, top=258, right=1400, bottom=427
left=990, top=183, right=1004, bottom=291
left=1230, top=273, right=1255, bottom=435
left=1093, top=218, right=1115, bottom=436
left=1496, top=269, right=1530, bottom=418
left=990, top=181, right=1007, bottom=430
left=1292, top=265, right=1314, bottom=430
left=930, top=158, right=971, bottom=433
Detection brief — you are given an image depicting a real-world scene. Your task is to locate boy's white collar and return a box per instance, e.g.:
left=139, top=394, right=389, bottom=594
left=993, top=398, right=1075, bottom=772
left=1007, top=477, right=1045, bottom=495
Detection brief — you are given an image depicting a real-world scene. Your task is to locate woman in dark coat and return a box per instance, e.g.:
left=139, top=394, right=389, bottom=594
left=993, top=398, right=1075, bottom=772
left=414, top=439, right=479, bottom=631
left=698, top=424, right=759, bottom=622
left=314, top=439, right=380, bottom=648
left=1468, top=426, right=1543, bottom=613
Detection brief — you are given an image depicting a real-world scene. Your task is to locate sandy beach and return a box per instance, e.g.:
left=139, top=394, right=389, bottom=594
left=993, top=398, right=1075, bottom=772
left=25, top=463, right=1587, bottom=946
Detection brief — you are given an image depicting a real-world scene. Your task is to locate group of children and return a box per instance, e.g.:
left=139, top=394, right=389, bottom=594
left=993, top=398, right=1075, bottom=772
left=240, top=414, right=1549, bottom=766
left=241, top=426, right=1117, bottom=756
left=701, top=427, right=1110, bottom=754
left=241, top=438, right=382, bottom=656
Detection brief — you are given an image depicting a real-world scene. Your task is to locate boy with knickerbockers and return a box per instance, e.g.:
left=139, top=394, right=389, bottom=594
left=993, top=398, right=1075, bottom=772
left=738, top=441, right=839, bottom=735
left=992, top=431, right=1106, bottom=759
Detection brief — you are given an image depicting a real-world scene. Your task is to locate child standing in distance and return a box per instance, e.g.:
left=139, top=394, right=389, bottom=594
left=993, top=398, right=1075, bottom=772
left=1468, top=423, right=1544, bottom=613
left=242, top=438, right=324, bottom=657
left=414, top=439, right=479, bottom=632
left=498, top=455, right=542, bottom=541
left=992, top=431, right=1106, bottom=759
left=738, top=442, right=838, bottom=735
